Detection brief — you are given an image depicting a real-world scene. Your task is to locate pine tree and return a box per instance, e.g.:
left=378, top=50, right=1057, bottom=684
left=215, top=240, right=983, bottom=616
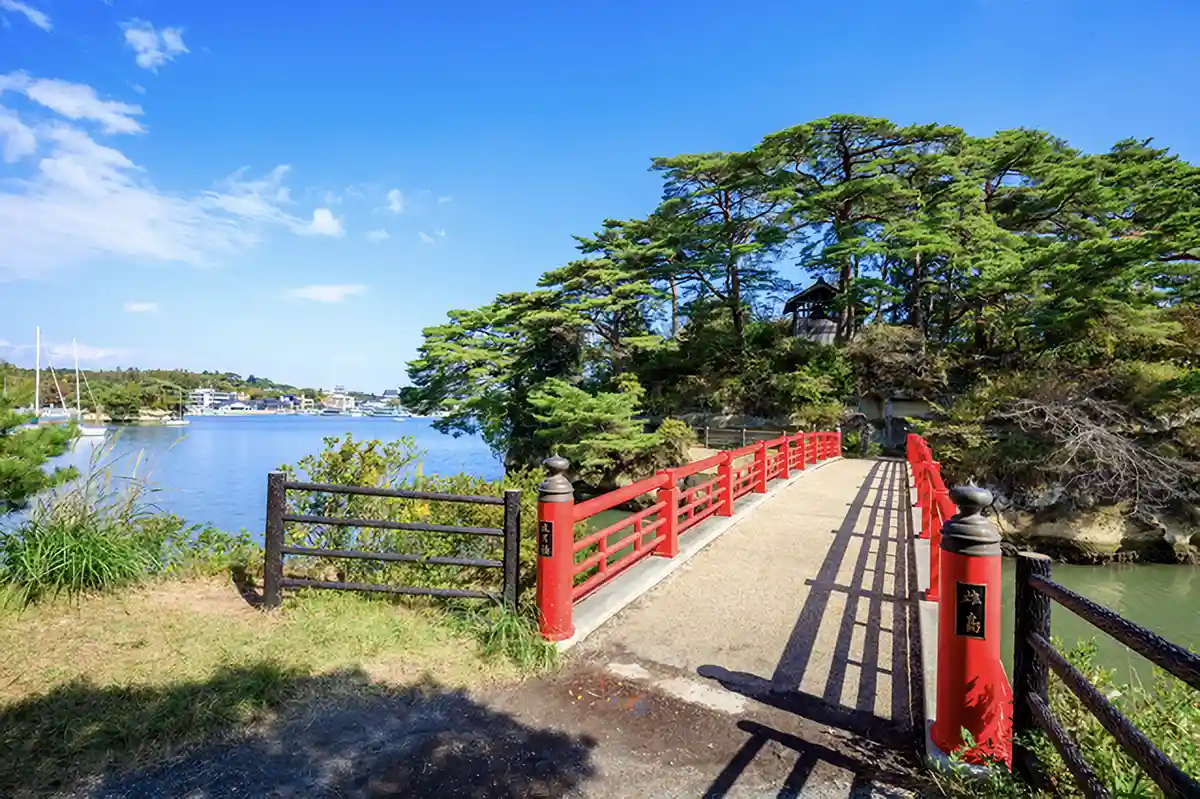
left=0, top=396, right=76, bottom=512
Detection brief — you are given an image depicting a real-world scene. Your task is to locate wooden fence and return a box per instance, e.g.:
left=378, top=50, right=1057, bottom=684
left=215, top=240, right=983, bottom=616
left=694, top=425, right=795, bottom=449
left=1012, top=552, right=1200, bottom=798
left=262, top=472, right=522, bottom=609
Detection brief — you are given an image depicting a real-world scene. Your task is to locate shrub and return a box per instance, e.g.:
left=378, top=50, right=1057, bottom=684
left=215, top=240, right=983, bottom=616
left=279, top=435, right=546, bottom=606
left=0, top=493, right=160, bottom=606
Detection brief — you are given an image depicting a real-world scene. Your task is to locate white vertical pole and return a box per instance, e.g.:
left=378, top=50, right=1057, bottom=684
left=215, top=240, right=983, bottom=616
left=34, top=326, right=41, bottom=417
left=73, top=338, right=81, bottom=416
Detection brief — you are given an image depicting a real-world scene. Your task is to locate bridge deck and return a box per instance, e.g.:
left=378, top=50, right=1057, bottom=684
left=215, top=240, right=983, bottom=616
left=572, top=457, right=921, bottom=795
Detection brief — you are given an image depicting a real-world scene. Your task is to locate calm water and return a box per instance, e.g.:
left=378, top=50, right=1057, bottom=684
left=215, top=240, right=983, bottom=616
left=1000, top=559, right=1199, bottom=682
left=52, top=416, right=501, bottom=536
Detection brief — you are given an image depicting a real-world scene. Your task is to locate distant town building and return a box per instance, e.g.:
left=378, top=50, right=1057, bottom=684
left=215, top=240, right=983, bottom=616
left=188, top=387, right=237, bottom=409
left=322, top=385, right=355, bottom=412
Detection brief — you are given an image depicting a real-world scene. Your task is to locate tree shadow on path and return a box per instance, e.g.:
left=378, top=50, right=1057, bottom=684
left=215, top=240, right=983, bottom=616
left=0, top=663, right=596, bottom=798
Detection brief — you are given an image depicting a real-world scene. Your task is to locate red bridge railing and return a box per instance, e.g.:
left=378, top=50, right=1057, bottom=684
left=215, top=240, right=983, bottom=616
left=536, top=430, right=841, bottom=641
left=906, top=432, right=1013, bottom=767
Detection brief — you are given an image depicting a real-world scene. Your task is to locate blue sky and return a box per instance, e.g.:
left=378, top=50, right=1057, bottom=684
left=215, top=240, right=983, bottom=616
left=2, top=0, right=1198, bottom=392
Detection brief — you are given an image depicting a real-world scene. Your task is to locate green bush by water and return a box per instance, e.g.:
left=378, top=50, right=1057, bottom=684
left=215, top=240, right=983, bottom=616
left=0, top=447, right=259, bottom=605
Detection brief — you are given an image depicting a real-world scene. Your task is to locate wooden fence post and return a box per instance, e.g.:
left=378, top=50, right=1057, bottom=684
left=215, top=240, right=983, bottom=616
left=655, top=470, right=679, bottom=557
left=502, top=489, right=522, bottom=610
left=1014, top=551, right=1053, bottom=781
left=263, top=471, right=285, bottom=610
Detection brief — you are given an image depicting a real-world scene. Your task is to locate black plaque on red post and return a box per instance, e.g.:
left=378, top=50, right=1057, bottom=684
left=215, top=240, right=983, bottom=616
left=955, top=581, right=987, bottom=639
left=538, top=521, right=554, bottom=557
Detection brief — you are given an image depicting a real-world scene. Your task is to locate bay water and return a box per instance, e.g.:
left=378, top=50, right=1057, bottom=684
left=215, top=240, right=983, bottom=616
left=54, top=415, right=501, bottom=536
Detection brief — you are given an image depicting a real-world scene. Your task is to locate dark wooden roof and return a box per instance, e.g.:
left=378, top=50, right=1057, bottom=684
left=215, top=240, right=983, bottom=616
left=783, top=278, right=838, bottom=315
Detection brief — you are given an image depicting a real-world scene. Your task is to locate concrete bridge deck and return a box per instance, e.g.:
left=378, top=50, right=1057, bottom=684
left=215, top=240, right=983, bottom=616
left=510, top=457, right=925, bottom=797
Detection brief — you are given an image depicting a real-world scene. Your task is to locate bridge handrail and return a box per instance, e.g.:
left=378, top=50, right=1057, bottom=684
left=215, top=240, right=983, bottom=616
left=535, top=428, right=842, bottom=641
left=1013, top=553, right=1200, bottom=798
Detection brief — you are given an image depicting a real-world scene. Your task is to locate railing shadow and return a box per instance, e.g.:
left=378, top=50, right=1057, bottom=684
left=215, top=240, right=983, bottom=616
left=698, top=458, right=922, bottom=793
left=0, top=664, right=596, bottom=798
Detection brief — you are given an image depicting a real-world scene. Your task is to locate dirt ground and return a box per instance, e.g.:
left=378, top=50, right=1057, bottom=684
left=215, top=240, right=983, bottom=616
left=84, top=660, right=926, bottom=798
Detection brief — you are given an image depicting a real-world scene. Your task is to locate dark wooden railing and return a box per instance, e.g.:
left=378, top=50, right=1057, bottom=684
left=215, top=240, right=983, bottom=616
left=695, top=425, right=793, bottom=449
left=1012, top=552, right=1200, bottom=799
left=262, top=472, right=522, bottom=610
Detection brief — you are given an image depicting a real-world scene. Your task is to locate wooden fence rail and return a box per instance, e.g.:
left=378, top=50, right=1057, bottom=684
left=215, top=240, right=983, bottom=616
left=1012, top=552, right=1200, bottom=799
left=263, top=472, right=522, bottom=610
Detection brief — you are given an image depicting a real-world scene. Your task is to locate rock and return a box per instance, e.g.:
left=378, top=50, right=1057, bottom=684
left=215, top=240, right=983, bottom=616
left=998, top=501, right=1199, bottom=564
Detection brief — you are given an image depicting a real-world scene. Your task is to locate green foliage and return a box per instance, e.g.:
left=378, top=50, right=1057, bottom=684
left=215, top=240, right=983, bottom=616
left=403, top=114, right=1199, bottom=514
left=528, top=378, right=692, bottom=487
left=0, top=447, right=260, bottom=604
left=278, top=434, right=545, bottom=601
left=0, top=502, right=160, bottom=606
left=0, top=395, right=77, bottom=511
left=99, top=383, right=142, bottom=421
left=928, top=640, right=1200, bottom=798
left=1038, top=640, right=1200, bottom=796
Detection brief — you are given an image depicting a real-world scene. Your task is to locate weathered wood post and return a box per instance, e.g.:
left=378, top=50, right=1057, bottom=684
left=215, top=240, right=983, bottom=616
left=1013, top=551, right=1052, bottom=780
left=655, top=469, right=679, bottom=557
left=263, top=471, right=285, bottom=610
left=501, top=489, right=522, bottom=610
left=931, top=484, right=1011, bottom=767
left=536, top=455, right=575, bottom=641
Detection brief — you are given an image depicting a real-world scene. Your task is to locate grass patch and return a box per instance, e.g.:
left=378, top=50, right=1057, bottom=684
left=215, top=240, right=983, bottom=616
left=0, top=578, right=539, bottom=796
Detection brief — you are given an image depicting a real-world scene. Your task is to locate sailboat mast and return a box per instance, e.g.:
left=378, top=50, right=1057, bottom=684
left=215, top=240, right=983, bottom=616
left=73, top=339, right=81, bottom=417
left=34, top=326, right=40, bottom=417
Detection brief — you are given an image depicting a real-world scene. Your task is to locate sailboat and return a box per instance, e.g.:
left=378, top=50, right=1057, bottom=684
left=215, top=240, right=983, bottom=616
left=163, top=388, right=189, bottom=426
left=73, top=339, right=107, bottom=437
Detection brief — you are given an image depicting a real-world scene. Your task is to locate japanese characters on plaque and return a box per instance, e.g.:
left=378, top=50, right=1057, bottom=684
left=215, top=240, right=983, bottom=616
left=955, top=581, right=987, bottom=639
left=538, top=521, right=554, bottom=557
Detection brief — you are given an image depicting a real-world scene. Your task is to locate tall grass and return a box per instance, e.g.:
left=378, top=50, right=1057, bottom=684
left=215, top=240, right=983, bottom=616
left=0, top=442, right=163, bottom=605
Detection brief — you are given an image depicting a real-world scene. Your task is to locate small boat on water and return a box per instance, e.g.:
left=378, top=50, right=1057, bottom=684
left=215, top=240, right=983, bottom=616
left=162, top=389, right=190, bottom=426
left=72, top=339, right=107, bottom=436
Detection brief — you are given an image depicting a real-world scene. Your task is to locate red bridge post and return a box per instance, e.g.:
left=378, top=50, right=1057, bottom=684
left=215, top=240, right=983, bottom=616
left=780, top=436, right=792, bottom=480
left=536, top=455, right=575, bottom=642
left=754, top=441, right=768, bottom=493
left=656, top=469, right=679, bottom=557
left=717, top=452, right=734, bottom=516
left=932, top=484, right=1011, bottom=766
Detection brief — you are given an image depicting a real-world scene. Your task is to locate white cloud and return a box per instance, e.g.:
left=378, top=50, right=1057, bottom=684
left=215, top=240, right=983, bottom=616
left=435, top=228, right=446, bottom=238
left=437, top=195, right=452, bottom=204
left=129, top=83, right=147, bottom=95
left=0, top=72, right=144, bottom=134
left=366, top=228, right=389, bottom=242
left=48, top=342, right=129, bottom=362
left=385, top=188, right=404, bottom=214
left=0, top=0, right=50, bottom=31
left=0, top=73, right=352, bottom=279
left=122, top=19, right=189, bottom=71
left=418, top=231, right=435, bottom=244
left=324, top=189, right=341, bottom=205
left=285, top=284, right=366, bottom=303
left=123, top=301, right=159, bottom=313
left=309, top=207, right=343, bottom=237
left=0, top=107, right=36, bottom=162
